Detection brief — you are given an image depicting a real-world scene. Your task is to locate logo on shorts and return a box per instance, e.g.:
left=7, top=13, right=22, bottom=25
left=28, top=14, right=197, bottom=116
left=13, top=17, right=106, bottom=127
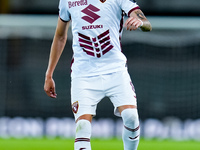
left=81, top=4, right=100, bottom=24
left=72, top=101, right=79, bottom=114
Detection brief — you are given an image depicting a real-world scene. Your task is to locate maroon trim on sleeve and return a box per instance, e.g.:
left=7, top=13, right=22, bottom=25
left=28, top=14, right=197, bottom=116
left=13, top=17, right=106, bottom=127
left=127, top=6, right=140, bottom=17
left=59, top=15, right=70, bottom=22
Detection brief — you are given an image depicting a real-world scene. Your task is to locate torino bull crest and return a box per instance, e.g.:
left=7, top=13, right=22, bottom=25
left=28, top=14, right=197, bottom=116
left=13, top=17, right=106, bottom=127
left=72, top=101, right=79, bottom=114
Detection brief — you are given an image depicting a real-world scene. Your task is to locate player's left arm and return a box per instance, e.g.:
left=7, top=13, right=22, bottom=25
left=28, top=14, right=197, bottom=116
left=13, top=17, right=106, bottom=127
left=125, top=9, right=152, bottom=32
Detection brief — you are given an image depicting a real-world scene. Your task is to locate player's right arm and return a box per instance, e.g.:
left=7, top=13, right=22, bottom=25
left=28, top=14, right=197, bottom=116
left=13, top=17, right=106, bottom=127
left=44, top=18, right=70, bottom=98
left=125, top=9, right=152, bottom=32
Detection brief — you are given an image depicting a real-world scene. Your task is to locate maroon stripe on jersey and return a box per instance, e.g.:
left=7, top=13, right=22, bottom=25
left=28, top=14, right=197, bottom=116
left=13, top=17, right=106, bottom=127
left=78, top=32, right=90, bottom=40
left=97, top=30, right=109, bottom=39
left=119, top=36, right=122, bottom=52
left=75, top=138, right=90, bottom=143
left=128, top=6, right=140, bottom=17
left=92, top=37, right=97, bottom=42
left=80, top=44, right=93, bottom=50
left=102, top=45, right=114, bottom=55
left=83, top=49, right=95, bottom=56
left=79, top=38, right=92, bottom=46
left=101, top=41, right=110, bottom=49
left=124, top=125, right=140, bottom=132
left=119, top=11, right=124, bottom=33
left=70, top=57, right=74, bottom=72
left=94, top=43, right=99, bottom=47
left=95, top=48, right=100, bottom=52
left=99, top=36, right=110, bottom=44
left=97, top=53, right=101, bottom=58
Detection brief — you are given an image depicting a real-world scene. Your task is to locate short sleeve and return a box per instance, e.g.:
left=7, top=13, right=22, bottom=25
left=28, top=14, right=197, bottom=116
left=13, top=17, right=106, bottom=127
left=59, top=0, right=71, bottom=22
left=119, top=0, right=140, bottom=17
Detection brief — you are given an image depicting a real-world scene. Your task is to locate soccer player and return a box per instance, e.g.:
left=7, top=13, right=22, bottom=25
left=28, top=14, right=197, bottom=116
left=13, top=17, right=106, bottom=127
left=44, top=0, right=152, bottom=149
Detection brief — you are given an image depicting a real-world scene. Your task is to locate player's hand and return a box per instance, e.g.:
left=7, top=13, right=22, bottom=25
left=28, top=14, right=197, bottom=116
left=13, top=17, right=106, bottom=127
left=44, top=77, right=57, bottom=98
left=124, top=17, right=143, bottom=31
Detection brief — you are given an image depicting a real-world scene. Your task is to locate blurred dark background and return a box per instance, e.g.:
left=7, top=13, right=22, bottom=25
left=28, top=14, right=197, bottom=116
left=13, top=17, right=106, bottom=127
left=0, top=0, right=200, bottom=16
left=0, top=0, right=200, bottom=121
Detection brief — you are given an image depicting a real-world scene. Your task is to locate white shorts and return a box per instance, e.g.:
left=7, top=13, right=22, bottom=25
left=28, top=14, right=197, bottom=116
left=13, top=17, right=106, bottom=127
left=71, top=70, right=137, bottom=121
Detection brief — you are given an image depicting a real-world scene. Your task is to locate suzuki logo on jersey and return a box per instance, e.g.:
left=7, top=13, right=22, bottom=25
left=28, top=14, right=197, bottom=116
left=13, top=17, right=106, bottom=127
left=78, top=30, right=114, bottom=58
left=81, top=4, right=100, bottom=24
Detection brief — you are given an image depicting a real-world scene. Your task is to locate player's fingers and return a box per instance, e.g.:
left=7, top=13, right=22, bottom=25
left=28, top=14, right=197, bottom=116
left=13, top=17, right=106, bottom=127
left=126, top=22, right=135, bottom=30
left=125, top=18, right=134, bottom=30
left=133, top=19, right=143, bottom=29
left=125, top=18, right=138, bottom=30
left=50, top=87, right=57, bottom=98
left=127, top=23, right=137, bottom=31
left=44, top=86, right=56, bottom=98
left=44, top=88, right=51, bottom=97
left=50, top=92, right=57, bottom=98
left=125, top=17, right=143, bottom=31
left=44, top=78, right=57, bottom=98
left=134, top=20, right=143, bottom=28
left=124, top=17, right=132, bottom=27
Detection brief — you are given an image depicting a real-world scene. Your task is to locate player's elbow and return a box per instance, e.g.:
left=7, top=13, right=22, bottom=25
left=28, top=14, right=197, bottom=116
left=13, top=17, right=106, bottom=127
left=59, top=35, right=68, bottom=42
left=55, top=28, right=68, bottom=42
left=55, top=33, right=67, bottom=43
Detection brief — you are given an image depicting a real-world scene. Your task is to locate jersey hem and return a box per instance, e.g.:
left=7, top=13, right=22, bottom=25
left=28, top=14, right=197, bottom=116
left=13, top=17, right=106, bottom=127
left=71, top=67, right=128, bottom=79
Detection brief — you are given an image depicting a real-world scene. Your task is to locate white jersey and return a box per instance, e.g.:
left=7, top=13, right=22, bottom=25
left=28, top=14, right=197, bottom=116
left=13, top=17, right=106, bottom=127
left=59, top=0, right=139, bottom=78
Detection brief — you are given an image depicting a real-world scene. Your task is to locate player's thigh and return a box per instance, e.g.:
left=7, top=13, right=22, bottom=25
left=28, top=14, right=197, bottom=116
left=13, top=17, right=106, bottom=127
left=106, top=70, right=137, bottom=116
left=76, top=114, right=93, bottom=123
left=71, top=76, right=105, bottom=121
left=117, top=105, right=137, bottom=114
